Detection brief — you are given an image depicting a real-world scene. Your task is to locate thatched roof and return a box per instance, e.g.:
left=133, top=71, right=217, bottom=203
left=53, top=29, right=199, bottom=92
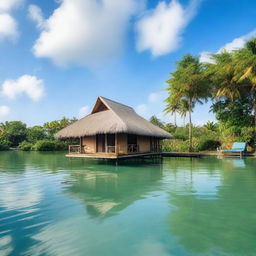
left=55, top=96, right=172, bottom=139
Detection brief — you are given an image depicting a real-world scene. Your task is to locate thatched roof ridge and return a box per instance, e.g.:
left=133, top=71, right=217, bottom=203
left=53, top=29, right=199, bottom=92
left=55, top=96, right=172, bottom=139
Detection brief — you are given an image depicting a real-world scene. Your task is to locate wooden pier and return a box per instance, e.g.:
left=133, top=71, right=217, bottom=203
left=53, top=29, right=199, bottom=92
left=66, top=151, right=255, bottom=160
left=66, top=152, right=162, bottom=160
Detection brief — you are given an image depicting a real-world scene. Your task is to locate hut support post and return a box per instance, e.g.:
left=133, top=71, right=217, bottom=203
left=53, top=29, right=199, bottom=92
left=105, top=134, right=107, bottom=153
left=80, top=137, right=82, bottom=153
left=115, top=133, right=119, bottom=156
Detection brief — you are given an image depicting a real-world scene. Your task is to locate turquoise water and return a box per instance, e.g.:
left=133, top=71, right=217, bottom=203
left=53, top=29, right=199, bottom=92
left=0, top=152, right=256, bottom=256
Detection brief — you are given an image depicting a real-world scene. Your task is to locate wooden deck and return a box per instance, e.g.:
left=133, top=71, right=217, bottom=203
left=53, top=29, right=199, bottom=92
left=66, top=151, right=255, bottom=160
left=66, top=152, right=162, bottom=159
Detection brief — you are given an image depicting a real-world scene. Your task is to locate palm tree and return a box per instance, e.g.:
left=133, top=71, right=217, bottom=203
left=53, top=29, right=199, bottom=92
left=166, top=54, right=209, bottom=151
left=234, top=38, right=256, bottom=139
left=149, top=115, right=164, bottom=128
left=164, top=96, right=180, bottom=126
left=204, top=121, right=218, bottom=132
left=178, top=99, right=190, bottom=126
left=207, top=51, right=243, bottom=101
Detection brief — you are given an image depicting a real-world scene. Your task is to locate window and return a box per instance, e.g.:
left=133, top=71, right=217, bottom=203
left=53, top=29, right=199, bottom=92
left=127, top=134, right=137, bottom=145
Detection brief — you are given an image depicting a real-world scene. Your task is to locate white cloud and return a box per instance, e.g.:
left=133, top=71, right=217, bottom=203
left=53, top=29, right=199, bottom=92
left=219, top=29, right=256, bottom=53
left=32, top=0, right=144, bottom=67
left=136, top=91, right=167, bottom=119
left=199, top=51, right=215, bottom=64
left=78, top=105, right=90, bottom=118
left=148, top=92, right=162, bottom=102
left=1, top=75, right=44, bottom=101
left=0, top=0, right=23, bottom=12
left=28, top=4, right=45, bottom=30
left=0, top=105, right=10, bottom=119
left=0, top=13, right=18, bottom=41
left=200, top=29, right=256, bottom=63
left=135, top=104, right=148, bottom=116
left=0, top=0, right=23, bottom=41
left=135, top=0, right=200, bottom=57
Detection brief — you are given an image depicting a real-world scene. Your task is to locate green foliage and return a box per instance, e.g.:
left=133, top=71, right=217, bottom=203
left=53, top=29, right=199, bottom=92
left=161, top=124, right=221, bottom=152
left=1, top=121, right=27, bottom=147
left=172, top=126, right=188, bottom=140
left=206, top=51, right=243, bottom=100
left=211, top=98, right=253, bottom=128
left=44, top=117, right=77, bottom=137
left=0, top=117, right=77, bottom=151
left=27, top=126, right=47, bottom=143
left=0, top=127, right=9, bottom=150
left=166, top=54, right=210, bottom=151
left=33, top=140, right=68, bottom=151
left=162, top=139, right=190, bottom=152
left=197, top=139, right=221, bottom=151
left=19, top=141, right=33, bottom=151
left=164, top=123, right=177, bottom=134
left=0, top=141, right=9, bottom=150
left=204, top=121, right=218, bottom=132
left=246, top=38, right=256, bottom=54
left=164, top=40, right=256, bottom=151
left=162, top=137, right=220, bottom=153
left=149, top=115, right=164, bottom=128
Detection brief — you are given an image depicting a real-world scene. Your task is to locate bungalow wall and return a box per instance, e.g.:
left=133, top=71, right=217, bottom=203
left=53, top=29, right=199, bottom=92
left=137, top=136, right=151, bottom=153
left=81, top=134, right=160, bottom=155
left=117, top=134, right=128, bottom=155
left=82, top=136, right=96, bottom=153
left=117, top=134, right=151, bottom=154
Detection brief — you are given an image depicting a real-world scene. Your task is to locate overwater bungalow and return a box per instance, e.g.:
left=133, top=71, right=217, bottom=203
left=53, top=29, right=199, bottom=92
left=55, top=96, right=172, bottom=159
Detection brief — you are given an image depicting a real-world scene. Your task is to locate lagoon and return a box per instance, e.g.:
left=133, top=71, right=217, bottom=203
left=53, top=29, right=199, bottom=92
left=0, top=151, right=256, bottom=256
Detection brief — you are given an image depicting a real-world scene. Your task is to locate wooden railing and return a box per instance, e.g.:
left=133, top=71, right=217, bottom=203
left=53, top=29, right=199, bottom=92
left=128, top=144, right=139, bottom=153
left=107, top=146, right=116, bottom=153
left=69, top=145, right=81, bottom=154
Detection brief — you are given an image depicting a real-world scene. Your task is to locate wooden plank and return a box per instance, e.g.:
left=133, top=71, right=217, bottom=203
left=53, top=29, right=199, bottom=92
left=66, top=152, right=162, bottom=159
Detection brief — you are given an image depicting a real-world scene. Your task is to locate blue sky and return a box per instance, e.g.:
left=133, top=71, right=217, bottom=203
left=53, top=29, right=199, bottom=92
left=0, top=0, right=255, bottom=126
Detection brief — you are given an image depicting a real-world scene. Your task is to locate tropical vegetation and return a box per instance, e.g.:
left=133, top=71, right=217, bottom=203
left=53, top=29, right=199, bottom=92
left=164, top=38, right=256, bottom=152
left=0, top=118, right=78, bottom=151
left=1, top=39, right=256, bottom=153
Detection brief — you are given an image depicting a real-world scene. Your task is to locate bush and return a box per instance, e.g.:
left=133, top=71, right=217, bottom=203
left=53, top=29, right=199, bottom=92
left=54, top=140, right=68, bottom=151
left=238, top=127, right=255, bottom=146
left=19, top=141, right=33, bottom=151
left=27, top=126, right=47, bottom=143
left=33, top=140, right=68, bottom=151
left=4, top=121, right=27, bottom=146
left=162, top=136, right=221, bottom=152
left=162, top=139, right=190, bottom=152
left=173, top=127, right=188, bottom=140
left=0, top=141, right=9, bottom=151
left=197, top=139, right=221, bottom=151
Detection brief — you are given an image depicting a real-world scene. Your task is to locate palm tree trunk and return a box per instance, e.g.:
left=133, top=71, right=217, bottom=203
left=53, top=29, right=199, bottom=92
left=188, top=98, right=192, bottom=152
left=174, top=112, right=177, bottom=126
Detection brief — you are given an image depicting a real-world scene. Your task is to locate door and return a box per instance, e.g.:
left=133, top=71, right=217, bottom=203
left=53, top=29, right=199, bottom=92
left=96, top=134, right=106, bottom=152
left=107, top=134, right=115, bottom=153
left=127, top=134, right=138, bottom=153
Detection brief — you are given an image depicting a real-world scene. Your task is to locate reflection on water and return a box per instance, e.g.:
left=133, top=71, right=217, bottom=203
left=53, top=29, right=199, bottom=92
left=65, top=164, right=163, bottom=218
left=0, top=151, right=256, bottom=256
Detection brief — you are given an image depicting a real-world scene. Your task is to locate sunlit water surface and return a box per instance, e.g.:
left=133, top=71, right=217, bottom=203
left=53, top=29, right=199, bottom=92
left=0, top=151, right=256, bottom=256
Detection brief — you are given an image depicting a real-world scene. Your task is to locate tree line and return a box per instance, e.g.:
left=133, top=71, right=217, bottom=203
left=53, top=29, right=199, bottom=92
left=0, top=118, right=78, bottom=151
left=164, top=38, right=256, bottom=151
